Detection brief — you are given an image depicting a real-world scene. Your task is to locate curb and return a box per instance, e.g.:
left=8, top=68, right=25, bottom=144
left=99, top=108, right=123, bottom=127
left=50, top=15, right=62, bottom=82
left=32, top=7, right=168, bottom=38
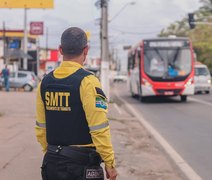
left=114, top=93, right=202, bottom=180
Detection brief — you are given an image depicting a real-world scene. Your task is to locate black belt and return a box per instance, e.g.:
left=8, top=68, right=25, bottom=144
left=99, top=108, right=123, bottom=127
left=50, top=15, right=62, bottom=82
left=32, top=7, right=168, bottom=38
left=47, top=145, right=101, bottom=165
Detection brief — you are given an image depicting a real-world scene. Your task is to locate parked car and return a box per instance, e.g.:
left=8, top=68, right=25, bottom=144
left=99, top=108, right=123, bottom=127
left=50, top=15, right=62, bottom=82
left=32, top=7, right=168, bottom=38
left=113, top=73, right=128, bottom=83
left=0, top=70, right=38, bottom=92
left=85, top=67, right=100, bottom=78
left=194, top=63, right=211, bottom=94
left=0, top=79, right=2, bottom=90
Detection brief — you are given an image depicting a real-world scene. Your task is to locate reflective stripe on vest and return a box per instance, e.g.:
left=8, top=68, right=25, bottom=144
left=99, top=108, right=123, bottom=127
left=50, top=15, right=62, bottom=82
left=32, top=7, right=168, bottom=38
left=36, top=121, right=46, bottom=128
left=89, top=121, right=109, bottom=131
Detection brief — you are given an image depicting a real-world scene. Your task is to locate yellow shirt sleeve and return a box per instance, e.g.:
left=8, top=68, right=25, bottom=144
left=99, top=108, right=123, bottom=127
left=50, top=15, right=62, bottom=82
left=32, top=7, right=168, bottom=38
left=35, top=82, right=47, bottom=152
left=80, top=75, right=115, bottom=168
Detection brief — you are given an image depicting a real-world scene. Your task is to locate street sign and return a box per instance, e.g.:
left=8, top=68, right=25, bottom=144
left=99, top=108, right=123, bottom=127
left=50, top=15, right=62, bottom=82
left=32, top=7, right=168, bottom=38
left=30, top=22, right=44, bottom=35
left=8, top=39, right=20, bottom=49
left=0, top=0, right=54, bottom=8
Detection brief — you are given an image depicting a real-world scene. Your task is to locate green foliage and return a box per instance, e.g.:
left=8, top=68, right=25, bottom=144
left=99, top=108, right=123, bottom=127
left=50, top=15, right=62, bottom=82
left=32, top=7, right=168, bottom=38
left=159, top=18, right=189, bottom=37
left=195, top=44, right=212, bottom=71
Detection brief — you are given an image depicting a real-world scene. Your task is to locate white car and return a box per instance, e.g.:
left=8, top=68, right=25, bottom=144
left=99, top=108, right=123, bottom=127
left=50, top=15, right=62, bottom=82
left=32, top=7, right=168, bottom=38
left=113, top=73, right=128, bottom=83
left=0, top=71, right=38, bottom=92
left=194, top=63, right=211, bottom=94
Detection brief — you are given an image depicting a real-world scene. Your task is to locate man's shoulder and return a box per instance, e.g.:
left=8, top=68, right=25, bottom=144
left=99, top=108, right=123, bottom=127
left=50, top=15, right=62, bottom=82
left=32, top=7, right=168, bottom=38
left=79, top=68, right=94, bottom=77
left=42, top=71, right=54, bottom=80
left=80, top=72, right=101, bottom=92
left=83, top=73, right=100, bottom=84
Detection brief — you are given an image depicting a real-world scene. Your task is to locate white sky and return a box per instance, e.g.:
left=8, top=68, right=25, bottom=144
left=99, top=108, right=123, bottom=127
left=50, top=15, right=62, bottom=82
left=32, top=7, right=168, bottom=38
left=0, top=0, right=202, bottom=70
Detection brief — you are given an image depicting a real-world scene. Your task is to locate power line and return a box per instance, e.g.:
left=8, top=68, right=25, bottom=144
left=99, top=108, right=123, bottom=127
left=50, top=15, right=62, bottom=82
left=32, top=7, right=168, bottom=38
left=110, top=27, right=160, bottom=35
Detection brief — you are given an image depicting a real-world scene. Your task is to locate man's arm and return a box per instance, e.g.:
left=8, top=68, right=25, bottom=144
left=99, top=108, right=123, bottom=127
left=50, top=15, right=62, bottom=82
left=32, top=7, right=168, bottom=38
left=80, top=75, right=116, bottom=169
left=35, top=82, right=47, bottom=152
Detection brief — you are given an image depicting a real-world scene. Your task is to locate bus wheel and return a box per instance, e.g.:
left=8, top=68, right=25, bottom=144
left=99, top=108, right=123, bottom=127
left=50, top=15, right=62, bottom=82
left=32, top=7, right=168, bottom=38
left=131, top=92, right=137, bottom=98
left=205, top=91, right=210, bottom=94
left=180, top=95, right=187, bottom=102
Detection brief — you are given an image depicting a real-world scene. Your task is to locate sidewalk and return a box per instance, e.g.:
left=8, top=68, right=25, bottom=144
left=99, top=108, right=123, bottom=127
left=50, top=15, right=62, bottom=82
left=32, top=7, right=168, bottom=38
left=0, top=91, right=42, bottom=180
left=108, top=90, right=183, bottom=179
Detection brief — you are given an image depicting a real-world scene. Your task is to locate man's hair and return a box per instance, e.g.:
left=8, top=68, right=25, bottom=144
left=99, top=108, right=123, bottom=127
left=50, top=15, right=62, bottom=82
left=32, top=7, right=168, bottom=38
left=61, top=27, right=87, bottom=57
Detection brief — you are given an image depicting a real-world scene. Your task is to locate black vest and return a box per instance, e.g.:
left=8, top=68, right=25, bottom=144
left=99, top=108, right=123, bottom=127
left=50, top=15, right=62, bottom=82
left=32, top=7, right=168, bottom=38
left=40, top=68, right=93, bottom=146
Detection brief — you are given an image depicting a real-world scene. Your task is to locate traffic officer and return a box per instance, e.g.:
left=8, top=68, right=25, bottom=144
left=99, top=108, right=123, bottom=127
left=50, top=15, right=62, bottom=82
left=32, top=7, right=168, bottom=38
left=35, top=27, right=117, bottom=180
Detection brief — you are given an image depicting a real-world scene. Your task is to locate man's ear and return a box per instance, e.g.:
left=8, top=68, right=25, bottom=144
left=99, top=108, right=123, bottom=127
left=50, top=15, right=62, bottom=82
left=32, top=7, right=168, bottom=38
left=83, top=46, right=89, bottom=56
left=59, top=45, right=64, bottom=55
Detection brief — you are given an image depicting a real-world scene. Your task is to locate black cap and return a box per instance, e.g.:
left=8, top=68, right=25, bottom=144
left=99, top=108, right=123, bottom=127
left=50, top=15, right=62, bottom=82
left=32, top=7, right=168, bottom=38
left=61, top=27, right=87, bottom=56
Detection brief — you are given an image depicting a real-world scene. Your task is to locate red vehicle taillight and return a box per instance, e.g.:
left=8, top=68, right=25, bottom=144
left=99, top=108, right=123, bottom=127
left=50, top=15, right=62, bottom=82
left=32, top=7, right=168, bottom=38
left=31, top=75, right=35, bottom=82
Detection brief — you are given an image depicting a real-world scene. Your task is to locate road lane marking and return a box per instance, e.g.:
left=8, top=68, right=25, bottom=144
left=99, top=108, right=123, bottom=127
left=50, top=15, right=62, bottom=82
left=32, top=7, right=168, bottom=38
left=115, top=93, right=202, bottom=180
left=189, top=97, right=212, bottom=107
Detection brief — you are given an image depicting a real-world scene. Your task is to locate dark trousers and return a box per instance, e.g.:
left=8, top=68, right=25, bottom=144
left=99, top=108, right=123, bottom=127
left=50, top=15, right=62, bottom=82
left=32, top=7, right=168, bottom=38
left=4, top=77, right=9, bottom=92
left=41, top=146, right=104, bottom=180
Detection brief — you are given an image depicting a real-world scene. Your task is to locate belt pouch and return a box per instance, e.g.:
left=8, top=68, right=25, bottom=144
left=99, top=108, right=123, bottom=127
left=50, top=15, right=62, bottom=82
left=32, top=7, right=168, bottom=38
left=84, top=166, right=104, bottom=180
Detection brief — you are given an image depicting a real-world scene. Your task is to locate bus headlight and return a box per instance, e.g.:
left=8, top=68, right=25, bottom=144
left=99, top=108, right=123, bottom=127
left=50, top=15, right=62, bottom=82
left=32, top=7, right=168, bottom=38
left=185, top=78, right=193, bottom=87
left=142, top=78, right=152, bottom=87
left=208, top=79, right=211, bottom=84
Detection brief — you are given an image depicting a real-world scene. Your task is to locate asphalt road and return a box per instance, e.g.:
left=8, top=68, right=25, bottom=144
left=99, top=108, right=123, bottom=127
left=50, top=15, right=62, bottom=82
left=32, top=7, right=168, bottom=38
left=115, top=83, right=212, bottom=180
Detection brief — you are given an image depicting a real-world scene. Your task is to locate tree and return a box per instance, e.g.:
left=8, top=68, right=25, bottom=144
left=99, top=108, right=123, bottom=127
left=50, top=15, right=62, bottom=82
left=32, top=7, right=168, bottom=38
left=200, top=0, right=212, bottom=12
left=158, top=18, right=190, bottom=37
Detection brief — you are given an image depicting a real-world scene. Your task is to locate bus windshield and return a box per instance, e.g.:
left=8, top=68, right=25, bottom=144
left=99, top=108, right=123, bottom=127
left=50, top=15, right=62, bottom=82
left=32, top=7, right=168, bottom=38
left=144, top=48, right=191, bottom=80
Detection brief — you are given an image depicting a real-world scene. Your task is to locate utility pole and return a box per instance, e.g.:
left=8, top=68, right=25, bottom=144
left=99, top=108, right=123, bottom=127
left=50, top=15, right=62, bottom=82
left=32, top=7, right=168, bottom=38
left=2, top=21, right=7, bottom=64
left=36, top=37, right=40, bottom=76
left=23, top=8, right=28, bottom=70
left=101, top=0, right=110, bottom=100
left=100, top=4, right=103, bottom=67
left=46, top=27, right=49, bottom=60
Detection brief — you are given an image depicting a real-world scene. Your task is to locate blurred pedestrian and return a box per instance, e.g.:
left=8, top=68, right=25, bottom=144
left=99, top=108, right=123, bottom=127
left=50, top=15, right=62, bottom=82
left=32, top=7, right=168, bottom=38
left=36, top=27, right=117, bottom=180
left=1, top=65, right=10, bottom=92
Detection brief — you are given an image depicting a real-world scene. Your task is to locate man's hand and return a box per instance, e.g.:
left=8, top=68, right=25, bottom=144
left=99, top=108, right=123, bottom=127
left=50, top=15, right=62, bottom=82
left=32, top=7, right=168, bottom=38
left=105, top=166, right=117, bottom=180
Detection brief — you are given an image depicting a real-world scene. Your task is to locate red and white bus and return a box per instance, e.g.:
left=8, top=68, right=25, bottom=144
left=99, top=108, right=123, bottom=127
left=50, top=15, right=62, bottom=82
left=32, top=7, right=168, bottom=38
left=128, top=37, right=195, bottom=102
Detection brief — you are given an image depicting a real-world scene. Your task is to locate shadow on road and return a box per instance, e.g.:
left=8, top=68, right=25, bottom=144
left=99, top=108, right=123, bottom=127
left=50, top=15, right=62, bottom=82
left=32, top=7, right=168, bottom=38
left=122, top=94, right=197, bottom=105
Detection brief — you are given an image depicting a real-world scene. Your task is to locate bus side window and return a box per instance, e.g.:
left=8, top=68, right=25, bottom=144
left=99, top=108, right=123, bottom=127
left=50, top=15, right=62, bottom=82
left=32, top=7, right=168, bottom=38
left=134, top=50, right=140, bottom=68
left=127, top=56, right=131, bottom=71
left=128, top=51, right=138, bottom=70
left=137, top=50, right=141, bottom=59
left=131, top=54, right=135, bottom=69
left=128, top=54, right=134, bottom=70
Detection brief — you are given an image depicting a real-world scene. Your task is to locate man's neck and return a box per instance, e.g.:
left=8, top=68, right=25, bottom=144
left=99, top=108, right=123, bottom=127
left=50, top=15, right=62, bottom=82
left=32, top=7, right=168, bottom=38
left=63, top=55, right=84, bottom=65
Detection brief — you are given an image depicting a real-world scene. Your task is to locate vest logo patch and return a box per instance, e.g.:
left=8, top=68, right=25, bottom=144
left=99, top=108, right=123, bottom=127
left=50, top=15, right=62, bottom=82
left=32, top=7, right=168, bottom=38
left=96, top=97, right=107, bottom=110
left=85, top=168, right=104, bottom=179
left=45, top=91, right=71, bottom=111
